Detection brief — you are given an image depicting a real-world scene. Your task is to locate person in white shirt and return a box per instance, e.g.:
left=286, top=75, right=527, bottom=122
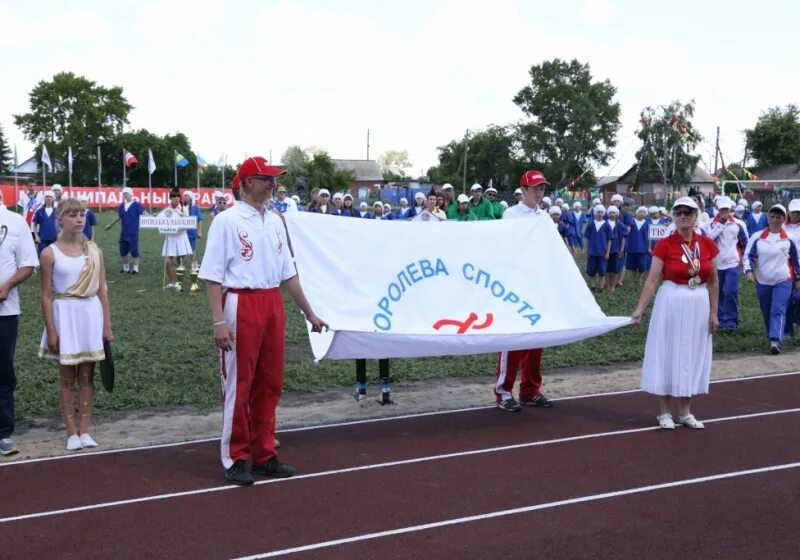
left=702, top=197, right=749, bottom=329
left=199, top=156, right=327, bottom=486
left=18, top=181, right=43, bottom=236
left=0, top=192, right=39, bottom=456
left=785, top=199, right=800, bottom=337
left=743, top=204, right=800, bottom=354
left=494, top=170, right=555, bottom=412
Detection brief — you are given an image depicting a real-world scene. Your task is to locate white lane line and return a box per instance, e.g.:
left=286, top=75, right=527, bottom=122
left=1, top=407, right=797, bottom=526
left=2, top=369, right=798, bottom=468
left=232, top=461, right=800, bottom=559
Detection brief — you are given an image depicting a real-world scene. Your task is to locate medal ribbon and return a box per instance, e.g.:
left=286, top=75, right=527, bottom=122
left=680, top=241, right=701, bottom=278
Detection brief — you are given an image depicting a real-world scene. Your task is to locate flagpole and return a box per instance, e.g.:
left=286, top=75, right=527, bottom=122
left=148, top=163, right=153, bottom=213
left=42, top=146, right=46, bottom=187
left=97, top=145, right=103, bottom=213
left=13, top=145, right=18, bottom=189
left=122, top=149, right=126, bottom=187
left=68, top=146, right=73, bottom=188
left=221, top=156, right=226, bottom=194
left=173, top=150, right=177, bottom=188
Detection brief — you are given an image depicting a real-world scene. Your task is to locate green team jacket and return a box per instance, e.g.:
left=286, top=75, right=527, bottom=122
left=469, top=197, right=496, bottom=220
left=491, top=201, right=505, bottom=219
left=453, top=208, right=478, bottom=221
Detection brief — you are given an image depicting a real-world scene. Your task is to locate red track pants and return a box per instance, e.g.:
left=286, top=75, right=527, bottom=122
left=220, top=289, right=285, bottom=469
left=495, top=349, right=543, bottom=402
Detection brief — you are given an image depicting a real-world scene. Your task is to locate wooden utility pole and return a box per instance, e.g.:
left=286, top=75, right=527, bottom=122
left=714, top=126, right=720, bottom=173
left=462, top=129, right=468, bottom=193
left=366, top=129, right=370, bottom=160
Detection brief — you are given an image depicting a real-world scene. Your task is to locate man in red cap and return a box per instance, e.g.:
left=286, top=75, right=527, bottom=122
left=494, top=169, right=555, bottom=411
left=199, top=156, right=328, bottom=486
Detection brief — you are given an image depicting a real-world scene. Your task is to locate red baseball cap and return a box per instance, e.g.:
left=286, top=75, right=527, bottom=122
left=519, top=170, right=548, bottom=187
left=231, top=174, right=240, bottom=190
left=237, top=156, right=287, bottom=181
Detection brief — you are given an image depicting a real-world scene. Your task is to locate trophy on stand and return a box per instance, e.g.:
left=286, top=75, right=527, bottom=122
left=189, top=262, right=200, bottom=294
left=176, top=261, right=185, bottom=290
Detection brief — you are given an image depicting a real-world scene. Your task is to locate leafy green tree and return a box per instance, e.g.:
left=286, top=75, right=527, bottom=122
left=378, top=149, right=412, bottom=181
left=14, top=72, right=132, bottom=185
left=109, top=130, right=194, bottom=187
left=745, top=105, right=800, bottom=167
left=279, top=146, right=311, bottom=192
left=0, top=124, right=11, bottom=175
left=200, top=164, right=238, bottom=188
left=513, top=59, right=621, bottom=186
left=428, top=125, right=520, bottom=190
left=307, top=152, right=355, bottom=192
left=634, top=100, right=702, bottom=187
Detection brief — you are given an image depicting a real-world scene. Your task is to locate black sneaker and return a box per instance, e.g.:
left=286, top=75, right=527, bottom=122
left=769, top=341, right=781, bottom=355
left=520, top=394, right=555, bottom=407
left=252, top=456, right=295, bottom=478
left=224, top=460, right=254, bottom=486
left=497, top=398, right=522, bottom=412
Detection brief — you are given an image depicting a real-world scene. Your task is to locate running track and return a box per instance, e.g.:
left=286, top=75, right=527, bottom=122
left=1, top=372, right=798, bottom=559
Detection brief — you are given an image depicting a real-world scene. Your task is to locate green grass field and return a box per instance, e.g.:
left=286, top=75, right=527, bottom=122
left=12, top=210, right=795, bottom=420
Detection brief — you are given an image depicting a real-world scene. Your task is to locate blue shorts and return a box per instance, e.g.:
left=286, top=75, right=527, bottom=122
left=607, top=253, right=620, bottom=273
left=586, top=255, right=608, bottom=277
left=119, top=236, right=140, bottom=258
left=626, top=252, right=648, bottom=272
left=38, top=239, right=55, bottom=255
left=188, top=236, right=197, bottom=252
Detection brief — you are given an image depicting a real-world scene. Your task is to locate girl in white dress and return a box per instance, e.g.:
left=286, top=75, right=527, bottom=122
left=162, top=189, right=193, bottom=291
left=39, top=198, right=113, bottom=451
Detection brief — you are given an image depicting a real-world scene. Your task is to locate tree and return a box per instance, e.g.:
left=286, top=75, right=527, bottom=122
left=14, top=72, right=133, bottom=185
left=378, top=149, right=412, bottom=181
left=109, top=130, right=194, bottom=187
left=200, top=164, right=237, bottom=189
left=307, top=152, right=355, bottom=192
left=745, top=105, right=800, bottom=167
left=428, top=125, right=520, bottom=189
left=634, top=100, right=702, bottom=188
left=513, top=59, right=621, bottom=186
left=0, top=124, right=11, bottom=175
left=279, top=146, right=311, bottom=192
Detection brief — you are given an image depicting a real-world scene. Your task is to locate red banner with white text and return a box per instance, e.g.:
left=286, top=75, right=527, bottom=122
left=0, top=185, right=231, bottom=210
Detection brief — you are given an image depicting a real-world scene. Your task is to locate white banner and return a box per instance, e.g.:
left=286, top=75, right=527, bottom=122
left=285, top=212, right=630, bottom=360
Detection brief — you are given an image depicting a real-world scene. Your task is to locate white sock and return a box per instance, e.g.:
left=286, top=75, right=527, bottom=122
left=133, top=265, right=139, bottom=272
left=123, top=264, right=130, bottom=272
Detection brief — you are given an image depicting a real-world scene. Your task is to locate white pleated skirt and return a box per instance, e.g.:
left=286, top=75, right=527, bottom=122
left=162, top=232, right=193, bottom=257
left=39, top=296, right=105, bottom=365
left=641, top=281, right=712, bottom=397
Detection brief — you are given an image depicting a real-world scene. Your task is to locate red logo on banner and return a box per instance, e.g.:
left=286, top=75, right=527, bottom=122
left=238, top=229, right=254, bottom=261
left=432, top=312, right=494, bottom=334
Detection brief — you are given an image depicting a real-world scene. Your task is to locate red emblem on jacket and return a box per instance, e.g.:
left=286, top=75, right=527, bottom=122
left=238, top=229, right=254, bottom=261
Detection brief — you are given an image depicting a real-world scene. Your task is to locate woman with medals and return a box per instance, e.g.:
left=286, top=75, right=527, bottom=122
left=631, top=197, right=720, bottom=430
left=743, top=204, right=800, bottom=354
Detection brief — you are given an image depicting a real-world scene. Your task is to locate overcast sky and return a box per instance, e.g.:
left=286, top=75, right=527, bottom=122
left=2, top=0, right=798, bottom=179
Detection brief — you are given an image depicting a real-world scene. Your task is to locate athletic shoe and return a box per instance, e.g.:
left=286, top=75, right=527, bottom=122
left=66, top=435, right=83, bottom=451
left=80, top=433, right=98, bottom=448
left=274, top=437, right=281, bottom=449
left=769, top=341, right=780, bottom=355
left=0, top=438, right=19, bottom=456
left=497, top=398, right=521, bottom=412
left=677, top=414, right=705, bottom=430
left=520, top=394, right=554, bottom=407
left=657, top=413, right=676, bottom=430
left=224, top=460, right=254, bottom=486
left=131, top=269, right=139, bottom=275
left=252, top=456, right=295, bottom=478
left=377, top=392, right=394, bottom=405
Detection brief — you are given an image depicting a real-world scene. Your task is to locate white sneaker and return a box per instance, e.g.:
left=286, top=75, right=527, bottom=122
left=657, top=413, right=675, bottom=430
left=80, top=433, right=98, bottom=448
left=66, top=435, right=83, bottom=451
left=678, top=414, right=705, bottom=429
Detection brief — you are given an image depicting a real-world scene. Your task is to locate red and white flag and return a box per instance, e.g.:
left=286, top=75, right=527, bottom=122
left=124, top=149, right=139, bottom=168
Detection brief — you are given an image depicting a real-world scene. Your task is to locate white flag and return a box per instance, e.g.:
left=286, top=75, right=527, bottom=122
left=284, top=213, right=629, bottom=360
left=217, top=152, right=226, bottom=167
left=68, top=146, right=73, bottom=175
left=41, top=145, right=52, bottom=171
left=148, top=148, right=157, bottom=175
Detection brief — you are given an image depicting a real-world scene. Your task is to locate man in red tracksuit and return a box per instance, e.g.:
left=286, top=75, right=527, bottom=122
left=199, top=156, right=328, bottom=486
left=494, top=170, right=555, bottom=412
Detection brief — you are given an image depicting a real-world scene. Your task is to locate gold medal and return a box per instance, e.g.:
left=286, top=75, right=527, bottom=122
left=688, top=277, right=700, bottom=289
